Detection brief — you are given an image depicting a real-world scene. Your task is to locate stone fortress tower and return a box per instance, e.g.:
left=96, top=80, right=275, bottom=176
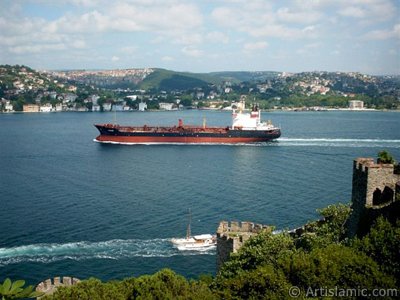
left=216, top=221, right=272, bottom=270
left=346, top=157, right=400, bottom=237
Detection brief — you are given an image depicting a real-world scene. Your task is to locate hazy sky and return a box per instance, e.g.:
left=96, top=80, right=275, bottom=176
left=0, top=0, right=399, bottom=74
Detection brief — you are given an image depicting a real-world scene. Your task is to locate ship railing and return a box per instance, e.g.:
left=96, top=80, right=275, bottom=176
left=117, top=125, right=229, bottom=134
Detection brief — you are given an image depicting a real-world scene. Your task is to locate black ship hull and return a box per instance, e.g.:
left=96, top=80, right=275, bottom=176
left=94, top=124, right=281, bottom=144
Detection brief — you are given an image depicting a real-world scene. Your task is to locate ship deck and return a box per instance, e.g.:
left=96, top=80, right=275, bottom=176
left=107, top=124, right=230, bottom=134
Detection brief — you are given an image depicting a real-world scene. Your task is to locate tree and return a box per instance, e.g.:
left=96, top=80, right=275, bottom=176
left=0, top=278, right=43, bottom=300
left=49, top=269, right=216, bottom=300
left=146, top=100, right=159, bottom=110
left=179, top=98, right=192, bottom=107
left=296, top=203, right=351, bottom=250
left=11, top=96, right=25, bottom=111
left=279, top=244, right=396, bottom=294
left=377, top=150, right=395, bottom=164
left=351, top=217, right=400, bottom=284
left=197, top=101, right=206, bottom=108
left=214, top=264, right=291, bottom=299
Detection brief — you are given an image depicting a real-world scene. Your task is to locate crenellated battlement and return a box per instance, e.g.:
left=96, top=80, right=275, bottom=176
left=217, top=221, right=269, bottom=235
left=216, top=221, right=272, bottom=270
left=354, top=157, right=395, bottom=173
left=354, top=157, right=375, bottom=172
left=352, top=158, right=400, bottom=208
left=36, top=277, right=80, bottom=299
left=346, top=157, right=400, bottom=238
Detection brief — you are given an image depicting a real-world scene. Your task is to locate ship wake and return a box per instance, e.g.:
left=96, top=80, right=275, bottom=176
left=277, top=138, right=400, bottom=148
left=94, top=138, right=400, bottom=148
left=0, top=238, right=215, bottom=266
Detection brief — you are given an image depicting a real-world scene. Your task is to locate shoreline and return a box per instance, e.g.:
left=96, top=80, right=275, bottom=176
left=1, top=108, right=399, bottom=114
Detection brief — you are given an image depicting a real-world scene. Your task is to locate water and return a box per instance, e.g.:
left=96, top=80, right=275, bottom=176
left=0, top=110, right=399, bottom=285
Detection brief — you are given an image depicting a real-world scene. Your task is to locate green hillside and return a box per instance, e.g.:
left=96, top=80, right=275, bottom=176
left=210, top=71, right=281, bottom=83
left=138, top=69, right=282, bottom=91
left=139, top=69, right=221, bottom=91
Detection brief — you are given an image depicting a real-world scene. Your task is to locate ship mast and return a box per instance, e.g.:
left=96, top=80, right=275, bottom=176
left=186, top=208, right=192, bottom=240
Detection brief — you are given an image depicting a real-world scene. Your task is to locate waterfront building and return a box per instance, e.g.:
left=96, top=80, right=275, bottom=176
left=40, top=103, right=53, bottom=112
left=92, top=104, right=101, bottom=112
left=54, top=103, right=63, bottom=112
left=23, top=104, right=40, bottom=112
left=159, top=102, right=176, bottom=110
left=102, top=103, right=112, bottom=111
left=349, top=100, right=364, bottom=110
left=4, top=101, right=14, bottom=112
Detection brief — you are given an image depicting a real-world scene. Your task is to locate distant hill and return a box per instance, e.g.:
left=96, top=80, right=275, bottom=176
left=210, top=71, right=281, bottom=83
left=138, top=69, right=282, bottom=90
left=138, top=69, right=221, bottom=91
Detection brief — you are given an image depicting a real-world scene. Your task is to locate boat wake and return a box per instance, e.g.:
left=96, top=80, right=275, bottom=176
left=0, top=238, right=215, bottom=267
left=276, top=138, right=400, bottom=148
left=95, top=138, right=400, bottom=148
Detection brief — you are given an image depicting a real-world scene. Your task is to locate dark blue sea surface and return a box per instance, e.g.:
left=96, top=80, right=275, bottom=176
left=0, top=110, right=399, bottom=285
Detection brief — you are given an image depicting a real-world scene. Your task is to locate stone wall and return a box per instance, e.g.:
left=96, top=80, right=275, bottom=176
left=346, top=157, right=400, bottom=237
left=216, top=221, right=271, bottom=271
left=36, top=277, right=80, bottom=299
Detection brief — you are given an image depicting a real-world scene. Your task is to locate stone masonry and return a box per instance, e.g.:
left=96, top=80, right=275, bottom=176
left=36, top=277, right=80, bottom=299
left=216, top=221, right=271, bottom=271
left=346, top=157, right=400, bottom=237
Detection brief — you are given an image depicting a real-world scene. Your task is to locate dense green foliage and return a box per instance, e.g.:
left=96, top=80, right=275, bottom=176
left=378, top=150, right=396, bottom=164
left=138, top=69, right=221, bottom=91
left=351, top=217, right=400, bottom=285
left=0, top=278, right=43, bottom=300
left=295, top=203, right=351, bottom=250
left=46, top=269, right=216, bottom=300
left=158, top=75, right=210, bottom=91
left=209, top=71, right=280, bottom=84
left=34, top=203, right=400, bottom=299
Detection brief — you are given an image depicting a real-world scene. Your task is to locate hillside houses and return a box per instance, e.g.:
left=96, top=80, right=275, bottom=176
left=1, top=65, right=399, bottom=112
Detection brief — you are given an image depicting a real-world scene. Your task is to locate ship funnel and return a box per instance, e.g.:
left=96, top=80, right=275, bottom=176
left=178, top=119, right=183, bottom=127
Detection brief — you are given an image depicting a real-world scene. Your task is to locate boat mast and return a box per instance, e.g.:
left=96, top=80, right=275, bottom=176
left=186, top=209, right=191, bottom=240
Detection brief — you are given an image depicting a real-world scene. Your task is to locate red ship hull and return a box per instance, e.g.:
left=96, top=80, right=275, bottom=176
left=94, top=123, right=281, bottom=144
left=95, top=135, right=273, bottom=144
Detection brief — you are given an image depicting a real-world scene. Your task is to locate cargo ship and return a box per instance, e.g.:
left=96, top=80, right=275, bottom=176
left=94, top=103, right=281, bottom=145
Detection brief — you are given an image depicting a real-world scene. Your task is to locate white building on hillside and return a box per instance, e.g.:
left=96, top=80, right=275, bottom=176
left=4, top=101, right=14, bottom=112
left=159, top=102, right=176, bottom=110
left=40, top=103, right=53, bottom=112
left=102, top=103, right=112, bottom=111
left=349, top=100, right=364, bottom=110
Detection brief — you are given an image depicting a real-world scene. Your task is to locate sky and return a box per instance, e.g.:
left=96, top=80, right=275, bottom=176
left=0, top=0, right=399, bottom=74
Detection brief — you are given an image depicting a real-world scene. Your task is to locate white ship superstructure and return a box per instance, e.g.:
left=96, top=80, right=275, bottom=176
left=231, top=102, right=279, bottom=131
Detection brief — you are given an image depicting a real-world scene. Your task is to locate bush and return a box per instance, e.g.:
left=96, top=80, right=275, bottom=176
left=48, top=269, right=216, bottom=300
left=351, top=217, right=400, bottom=284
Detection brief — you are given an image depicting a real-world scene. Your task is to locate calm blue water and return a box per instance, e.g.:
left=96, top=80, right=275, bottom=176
left=0, top=110, right=399, bottom=285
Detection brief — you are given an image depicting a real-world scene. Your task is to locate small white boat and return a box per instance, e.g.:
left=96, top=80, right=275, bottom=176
left=171, top=234, right=216, bottom=251
left=171, top=209, right=216, bottom=251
